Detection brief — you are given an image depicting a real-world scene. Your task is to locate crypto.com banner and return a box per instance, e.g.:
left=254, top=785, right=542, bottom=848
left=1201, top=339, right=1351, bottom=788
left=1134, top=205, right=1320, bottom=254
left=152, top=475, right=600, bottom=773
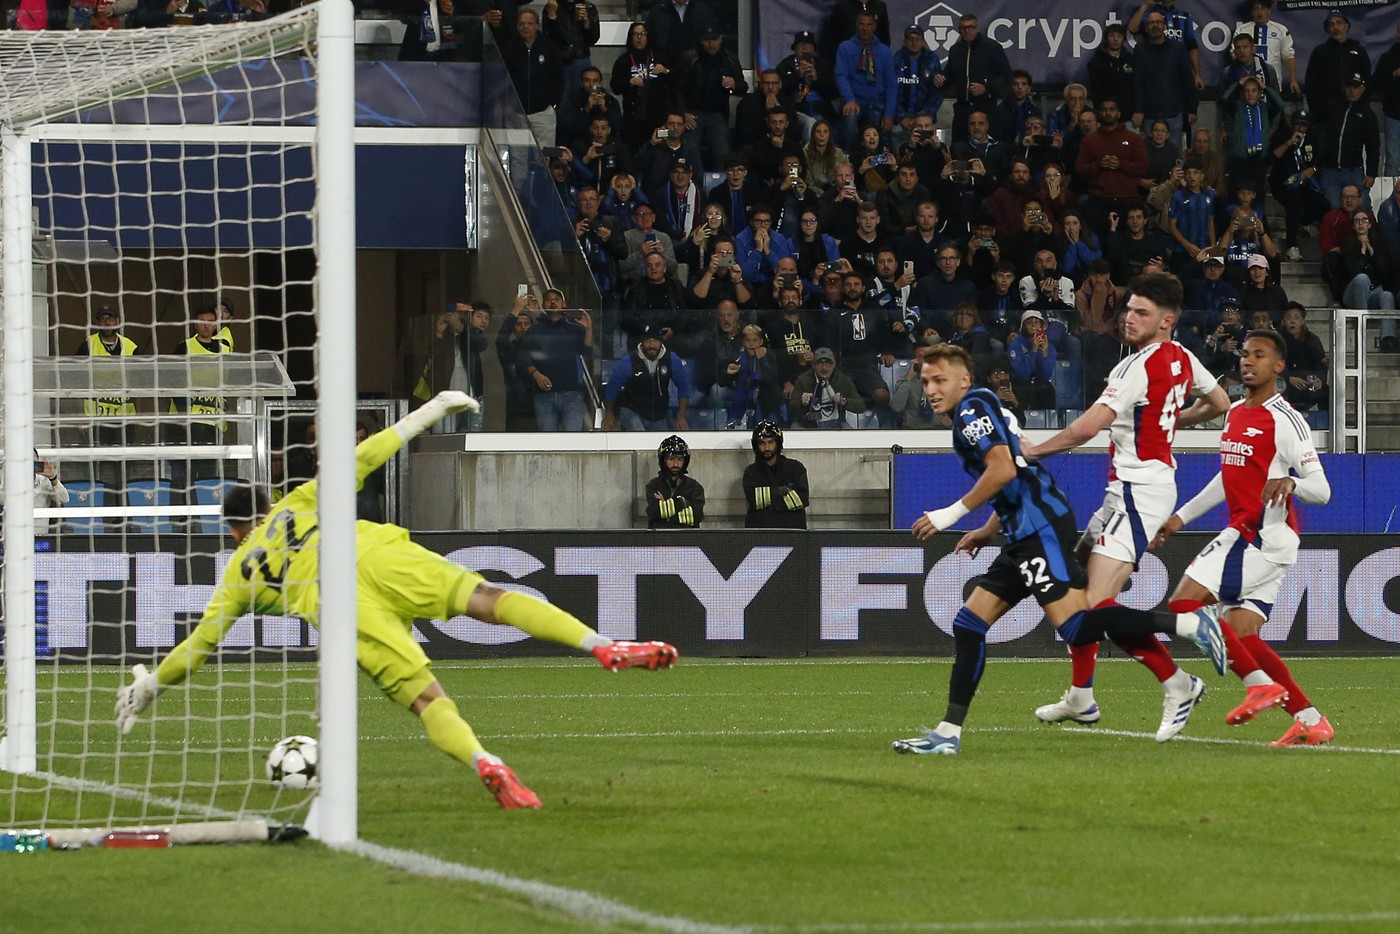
left=758, top=0, right=1399, bottom=88
left=18, top=531, right=1400, bottom=661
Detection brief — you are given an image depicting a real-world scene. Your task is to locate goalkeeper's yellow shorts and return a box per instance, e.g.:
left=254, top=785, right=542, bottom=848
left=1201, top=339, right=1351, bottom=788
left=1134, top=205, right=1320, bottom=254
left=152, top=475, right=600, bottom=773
left=353, top=536, right=485, bottom=708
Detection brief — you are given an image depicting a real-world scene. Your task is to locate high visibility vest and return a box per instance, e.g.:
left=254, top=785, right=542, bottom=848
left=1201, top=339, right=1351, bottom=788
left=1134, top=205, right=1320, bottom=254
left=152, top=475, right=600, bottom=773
left=83, top=333, right=138, bottom=417
left=170, top=335, right=229, bottom=427
left=413, top=360, right=434, bottom=401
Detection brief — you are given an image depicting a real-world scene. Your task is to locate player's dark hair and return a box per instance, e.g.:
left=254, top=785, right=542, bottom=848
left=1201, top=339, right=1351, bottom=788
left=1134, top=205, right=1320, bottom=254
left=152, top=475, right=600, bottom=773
left=1246, top=328, right=1287, bottom=358
left=223, top=484, right=270, bottom=526
left=1127, top=272, right=1183, bottom=319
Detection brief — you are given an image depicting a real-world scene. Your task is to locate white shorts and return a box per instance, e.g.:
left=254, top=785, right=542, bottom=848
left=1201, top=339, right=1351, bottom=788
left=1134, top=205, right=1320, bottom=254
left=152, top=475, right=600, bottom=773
left=1079, top=480, right=1176, bottom=567
left=1183, top=527, right=1288, bottom=622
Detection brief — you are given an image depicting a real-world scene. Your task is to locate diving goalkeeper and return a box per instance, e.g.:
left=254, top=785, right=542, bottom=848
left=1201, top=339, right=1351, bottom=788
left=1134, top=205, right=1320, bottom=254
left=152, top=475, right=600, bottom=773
left=116, top=391, right=678, bottom=809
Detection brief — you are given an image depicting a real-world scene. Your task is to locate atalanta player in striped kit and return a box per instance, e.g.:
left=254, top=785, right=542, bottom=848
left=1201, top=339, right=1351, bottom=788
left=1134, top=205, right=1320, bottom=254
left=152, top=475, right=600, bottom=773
left=1153, top=330, right=1334, bottom=746
left=1024, top=273, right=1231, bottom=741
left=892, top=343, right=1228, bottom=756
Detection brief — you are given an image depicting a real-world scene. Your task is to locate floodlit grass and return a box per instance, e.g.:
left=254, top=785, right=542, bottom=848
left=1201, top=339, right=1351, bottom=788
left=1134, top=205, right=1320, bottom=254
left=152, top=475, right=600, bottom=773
left=6, top=656, right=1400, bottom=933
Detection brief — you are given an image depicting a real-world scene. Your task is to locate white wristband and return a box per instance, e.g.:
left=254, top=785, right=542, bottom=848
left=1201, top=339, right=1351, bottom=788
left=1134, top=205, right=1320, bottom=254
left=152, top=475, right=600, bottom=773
left=925, top=500, right=969, bottom=531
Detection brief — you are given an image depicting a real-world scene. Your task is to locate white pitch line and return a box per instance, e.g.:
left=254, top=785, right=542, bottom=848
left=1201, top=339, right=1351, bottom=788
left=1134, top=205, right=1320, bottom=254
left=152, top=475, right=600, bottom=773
left=1059, top=725, right=1400, bottom=755
left=752, top=910, right=1400, bottom=931
left=344, top=839, right=752, bottom=934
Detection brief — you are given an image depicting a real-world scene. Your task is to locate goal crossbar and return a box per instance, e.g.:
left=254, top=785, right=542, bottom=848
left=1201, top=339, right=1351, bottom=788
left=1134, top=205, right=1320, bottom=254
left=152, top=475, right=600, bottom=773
left=0, top=7, right=321, bottom=132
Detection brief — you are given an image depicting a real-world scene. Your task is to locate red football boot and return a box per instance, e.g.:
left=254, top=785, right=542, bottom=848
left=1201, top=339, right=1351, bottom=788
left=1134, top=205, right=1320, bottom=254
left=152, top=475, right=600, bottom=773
left=1268, top=716, right=1335, bottom=747
left=1225, top=683, right=1289, bottom=725
left=591, top=640, right=679, bottom=672
left=476, top=758, right=542, bottom=809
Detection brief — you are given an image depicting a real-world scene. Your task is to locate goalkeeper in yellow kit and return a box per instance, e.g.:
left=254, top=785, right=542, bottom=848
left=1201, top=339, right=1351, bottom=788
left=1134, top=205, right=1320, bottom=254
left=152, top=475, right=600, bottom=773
left=115, top=391, right=678, bottom=809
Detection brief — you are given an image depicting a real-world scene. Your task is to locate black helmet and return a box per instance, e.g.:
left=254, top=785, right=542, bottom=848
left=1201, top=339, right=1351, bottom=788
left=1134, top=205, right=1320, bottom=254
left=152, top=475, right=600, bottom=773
left=658, top=434, right=690, bottom=472
left=751, top=420, right=783, bottom=455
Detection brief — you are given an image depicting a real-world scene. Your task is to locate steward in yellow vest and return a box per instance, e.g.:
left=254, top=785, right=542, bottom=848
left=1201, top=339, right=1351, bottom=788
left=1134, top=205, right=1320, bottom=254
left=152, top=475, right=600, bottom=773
left=74, top=305, right=140, bottom=417
left=170, top=308, right=231, bottom=429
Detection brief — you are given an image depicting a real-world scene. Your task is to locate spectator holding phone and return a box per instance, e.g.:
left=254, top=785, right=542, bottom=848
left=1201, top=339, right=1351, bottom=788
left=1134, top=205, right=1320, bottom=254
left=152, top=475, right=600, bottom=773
left=1202, top=297, right=1247, bottom=392
left=1216, top=207, right=1276, bottom=287
left=853, top=125, right=896, bottom=195
left=1005, top=310, right=1056, bottom=411
left=817, top=161, right=863, bottom=241
left=622, top=202, right=677, bottom=282
left=688, top=235, right=754, bottom=309
left=1279, top=302, right=1329, bottom=415
left=1181, top=255, right=1240, bottom=345
left=890, top=25, right=944, bottom=150
left=542, top=0, right=600, bottom=106
left=572, top=114, right=632, bottom=192
left=558, top=66, right=621, bottom=152
left=611, top=21, right=677, bottom=153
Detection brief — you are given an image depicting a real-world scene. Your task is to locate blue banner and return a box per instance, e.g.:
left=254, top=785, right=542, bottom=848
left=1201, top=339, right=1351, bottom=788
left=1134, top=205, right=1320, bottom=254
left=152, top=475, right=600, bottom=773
left=759, top=0, right=1399, bottom=88
left=892, top=452, right=1398, bottom=534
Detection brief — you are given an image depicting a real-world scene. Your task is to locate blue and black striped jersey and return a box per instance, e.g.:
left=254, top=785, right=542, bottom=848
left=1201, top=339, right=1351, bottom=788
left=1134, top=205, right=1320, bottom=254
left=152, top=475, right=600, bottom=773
left=951, top=387, right=1076, bottom=543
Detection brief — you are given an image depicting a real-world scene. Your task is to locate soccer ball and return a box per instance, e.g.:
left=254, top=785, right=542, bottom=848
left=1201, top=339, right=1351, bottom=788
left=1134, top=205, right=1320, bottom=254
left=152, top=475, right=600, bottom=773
left=266, top=735, right=319, bottom=790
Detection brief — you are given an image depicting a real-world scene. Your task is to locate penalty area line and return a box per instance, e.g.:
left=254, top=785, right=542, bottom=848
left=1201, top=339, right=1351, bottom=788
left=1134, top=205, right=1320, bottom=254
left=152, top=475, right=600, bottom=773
left=345, top=839, right=750, bottom=934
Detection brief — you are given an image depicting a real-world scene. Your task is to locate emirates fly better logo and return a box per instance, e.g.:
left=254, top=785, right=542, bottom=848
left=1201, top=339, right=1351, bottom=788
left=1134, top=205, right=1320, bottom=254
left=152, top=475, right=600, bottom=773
left=913, top=2, right=963, bottom=53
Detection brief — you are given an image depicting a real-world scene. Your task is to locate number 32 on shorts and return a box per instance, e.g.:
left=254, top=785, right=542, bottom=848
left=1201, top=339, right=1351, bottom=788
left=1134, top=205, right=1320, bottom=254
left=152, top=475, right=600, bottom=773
left=1019, top=557, right=1054, bottom=594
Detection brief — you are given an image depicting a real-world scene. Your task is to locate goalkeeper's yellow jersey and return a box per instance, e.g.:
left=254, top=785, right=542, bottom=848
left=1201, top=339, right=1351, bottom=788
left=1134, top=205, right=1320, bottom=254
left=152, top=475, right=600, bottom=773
left=156, top=427, right=406, bottom=687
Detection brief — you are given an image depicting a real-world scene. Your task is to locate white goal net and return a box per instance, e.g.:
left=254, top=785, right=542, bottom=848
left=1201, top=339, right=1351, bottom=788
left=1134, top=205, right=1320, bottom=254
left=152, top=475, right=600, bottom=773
left=2, top=4, right=358, bottom=845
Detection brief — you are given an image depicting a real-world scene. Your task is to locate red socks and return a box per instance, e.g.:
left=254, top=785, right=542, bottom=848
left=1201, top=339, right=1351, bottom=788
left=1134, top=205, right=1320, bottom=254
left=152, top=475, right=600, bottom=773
left=1069, top=642, right=1099, bottom=688
left=1220, top=622, right=1261, bottom=679
left=1119, top=635, right=1179, bottom=682
left=1242, top=633, right=1310, bottom=712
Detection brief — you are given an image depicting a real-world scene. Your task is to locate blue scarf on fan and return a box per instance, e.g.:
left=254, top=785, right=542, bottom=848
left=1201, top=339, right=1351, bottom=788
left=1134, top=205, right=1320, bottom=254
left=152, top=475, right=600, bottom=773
left=1244, top=102, right=1264, bottom=156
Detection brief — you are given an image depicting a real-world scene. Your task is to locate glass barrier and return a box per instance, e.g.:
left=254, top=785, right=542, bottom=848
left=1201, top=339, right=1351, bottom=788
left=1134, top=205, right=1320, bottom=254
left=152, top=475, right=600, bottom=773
left=481, top=29, right=605, bottom=319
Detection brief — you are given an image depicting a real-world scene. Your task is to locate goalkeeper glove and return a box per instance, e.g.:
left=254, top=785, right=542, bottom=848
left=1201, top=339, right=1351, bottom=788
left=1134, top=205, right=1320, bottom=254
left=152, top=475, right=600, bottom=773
left=115, top=664, right=160, bottom=735
left=394, top=390, right=480, bottom=443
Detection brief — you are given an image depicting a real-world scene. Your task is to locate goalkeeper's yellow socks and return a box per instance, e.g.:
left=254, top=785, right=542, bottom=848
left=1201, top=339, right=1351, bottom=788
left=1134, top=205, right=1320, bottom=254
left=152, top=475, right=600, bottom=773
left=420, top=696, right=485, bottom=766
left=492, top=590, right=610, bottom=651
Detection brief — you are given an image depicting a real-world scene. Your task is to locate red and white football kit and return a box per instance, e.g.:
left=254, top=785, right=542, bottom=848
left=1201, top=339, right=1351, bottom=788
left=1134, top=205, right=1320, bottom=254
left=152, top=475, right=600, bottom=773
left=1082, top=341, right=1218, bottom=565
left=1176, top=393, right=1329, bottom=619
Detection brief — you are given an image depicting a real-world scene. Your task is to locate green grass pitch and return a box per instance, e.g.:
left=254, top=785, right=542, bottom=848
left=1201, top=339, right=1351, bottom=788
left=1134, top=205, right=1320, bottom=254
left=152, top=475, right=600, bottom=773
left=5, top=655, right=1400, bottom=933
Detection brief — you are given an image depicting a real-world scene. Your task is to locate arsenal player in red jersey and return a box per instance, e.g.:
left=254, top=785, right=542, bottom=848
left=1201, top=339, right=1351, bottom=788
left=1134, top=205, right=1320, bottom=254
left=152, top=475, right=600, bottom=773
left=1153, top=329, right=1334, bottom=746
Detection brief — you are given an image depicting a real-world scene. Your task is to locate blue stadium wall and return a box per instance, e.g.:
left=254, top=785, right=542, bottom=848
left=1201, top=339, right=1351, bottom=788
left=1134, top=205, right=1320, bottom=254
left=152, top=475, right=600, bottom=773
left=20, top=530, right=1400, bottom=661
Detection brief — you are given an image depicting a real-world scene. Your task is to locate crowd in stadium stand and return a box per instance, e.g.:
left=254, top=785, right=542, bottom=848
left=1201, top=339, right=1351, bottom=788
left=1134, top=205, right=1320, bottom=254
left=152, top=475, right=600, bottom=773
left=476, top=0, right=1400, bottom=431
left=27, top=0, right=1400, bottom=432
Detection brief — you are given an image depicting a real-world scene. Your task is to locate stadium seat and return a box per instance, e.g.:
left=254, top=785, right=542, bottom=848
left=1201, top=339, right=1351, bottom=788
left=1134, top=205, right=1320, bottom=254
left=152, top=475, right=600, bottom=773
left=191, top=478, right=236, bottom=535
left=127, top=479, right=175, bottom=534
left=62, top=481, right=108, bottom=534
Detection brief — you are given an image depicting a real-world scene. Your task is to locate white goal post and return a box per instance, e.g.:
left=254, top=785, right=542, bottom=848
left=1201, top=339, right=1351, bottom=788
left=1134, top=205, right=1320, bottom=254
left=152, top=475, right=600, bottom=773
left=1, top=2, right=358, bottom=846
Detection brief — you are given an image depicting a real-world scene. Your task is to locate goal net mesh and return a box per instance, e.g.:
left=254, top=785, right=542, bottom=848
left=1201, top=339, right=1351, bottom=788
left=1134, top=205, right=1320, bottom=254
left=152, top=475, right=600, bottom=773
left=2, top=8, right=330, bottom=840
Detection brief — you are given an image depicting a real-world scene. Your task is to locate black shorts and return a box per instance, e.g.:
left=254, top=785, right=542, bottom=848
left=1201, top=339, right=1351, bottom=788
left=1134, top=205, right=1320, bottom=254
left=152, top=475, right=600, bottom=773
left=973, top=513, right=1087, bottom=608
